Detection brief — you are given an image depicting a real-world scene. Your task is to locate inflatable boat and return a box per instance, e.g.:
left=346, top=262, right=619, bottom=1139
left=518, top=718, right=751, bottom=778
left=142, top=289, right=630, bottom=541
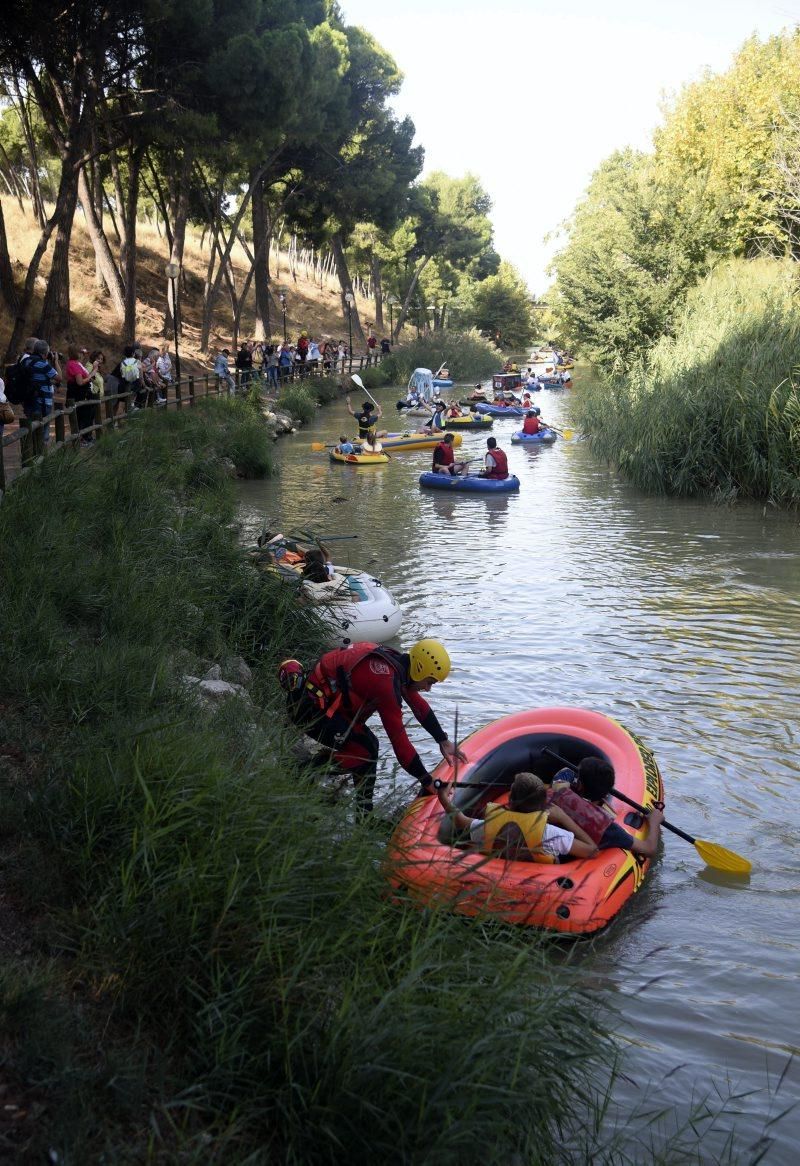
left=419, top=472, right=520, bottom=493
left=432, top=377, right=454, bottom=389
left=442, top=414, right=493, bottom=430
left=510, top=428, right=558, bottom=445
left=386, top=707, right=664, bottom=935
left=474, top=402, right=526, bottom=418
left=381, top=431, right=463, bottom=452
left=329, top=447, right=390, bottom=465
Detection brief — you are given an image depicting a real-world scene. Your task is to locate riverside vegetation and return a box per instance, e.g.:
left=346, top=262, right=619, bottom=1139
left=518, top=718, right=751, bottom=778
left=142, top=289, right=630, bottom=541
left=1, top=397, right=615, bottom=1163
left=573, top=260, right=800, bottom=506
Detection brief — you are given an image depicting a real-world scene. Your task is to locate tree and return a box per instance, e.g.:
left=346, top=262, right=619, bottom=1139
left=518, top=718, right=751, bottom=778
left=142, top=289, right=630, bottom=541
left=469, top=262, right=533, bottom=349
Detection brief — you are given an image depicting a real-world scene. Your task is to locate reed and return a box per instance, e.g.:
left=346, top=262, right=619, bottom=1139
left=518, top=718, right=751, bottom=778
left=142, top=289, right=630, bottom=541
left=574, top=258, right=800, bottom=506
left=382, top=329, right=499, bottom=386
left=277, top=382, right=318, bottom=423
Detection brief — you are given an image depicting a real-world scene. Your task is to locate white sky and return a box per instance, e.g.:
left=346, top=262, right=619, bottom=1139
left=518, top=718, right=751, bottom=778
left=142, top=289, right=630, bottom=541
left=340, top=0, right=797, bottom=294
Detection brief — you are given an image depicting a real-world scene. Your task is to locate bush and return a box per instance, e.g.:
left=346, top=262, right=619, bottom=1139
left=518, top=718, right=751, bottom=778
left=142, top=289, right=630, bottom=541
left=387, top=329, right=499, bottom=385
left=277, top=382, right=317, bottom=424
left=575, top=258, right=800, bottom=506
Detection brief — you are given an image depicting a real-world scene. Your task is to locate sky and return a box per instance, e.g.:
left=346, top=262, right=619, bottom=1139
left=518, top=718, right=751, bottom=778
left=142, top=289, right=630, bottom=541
left=340, top=0, right=797, bottom=294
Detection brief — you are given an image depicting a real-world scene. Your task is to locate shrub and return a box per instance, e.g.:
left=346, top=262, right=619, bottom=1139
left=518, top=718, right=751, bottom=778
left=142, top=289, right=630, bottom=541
left=388, top=329, right=499, bottom=384
left=277, top=383, right=316, bottom=424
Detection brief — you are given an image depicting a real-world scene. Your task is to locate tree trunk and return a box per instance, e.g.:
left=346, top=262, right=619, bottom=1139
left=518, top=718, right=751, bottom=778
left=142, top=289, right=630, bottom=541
left=0, top=199, right=20, bottom=314
left=251, top=173, right=272, bottom=341
left=77, top=167, right=126, bottom=318
left=199, top=163, right=265, bottom=351
left=122, top=147, right=144, bottom=341
left=13, top=88, right=47, bottom=228
left=394, top=254, right=431, bottom=340
left=331, top=232, right=365, bottom=348
left=370, top=249, right=384, bottom=330
left=163, top=152, right=190, bottom=337
left=36, top=147, right=80, bottom=341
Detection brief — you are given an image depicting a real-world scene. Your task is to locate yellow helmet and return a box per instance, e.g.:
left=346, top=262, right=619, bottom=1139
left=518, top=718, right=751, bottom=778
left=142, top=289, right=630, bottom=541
left=408, top=639, right=450, bottom=683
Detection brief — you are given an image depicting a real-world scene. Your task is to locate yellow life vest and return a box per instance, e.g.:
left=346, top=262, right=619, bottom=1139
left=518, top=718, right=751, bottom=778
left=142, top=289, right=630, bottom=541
left=481, top=803, right=556, bottom=864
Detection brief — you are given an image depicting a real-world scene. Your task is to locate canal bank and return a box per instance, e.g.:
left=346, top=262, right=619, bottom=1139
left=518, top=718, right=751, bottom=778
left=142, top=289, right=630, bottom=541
left=239, top=376, right=800, bottom=1161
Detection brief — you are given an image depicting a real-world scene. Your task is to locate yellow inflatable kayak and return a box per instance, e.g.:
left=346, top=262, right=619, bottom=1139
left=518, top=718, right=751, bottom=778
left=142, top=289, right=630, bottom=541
left=381, top=431, right=462, bottom=452
left=329, top=448, right=389, bottom=465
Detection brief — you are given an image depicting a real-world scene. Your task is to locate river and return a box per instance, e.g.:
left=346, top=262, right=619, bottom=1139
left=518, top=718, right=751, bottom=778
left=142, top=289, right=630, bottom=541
left=238, top=381, right=800, bottom=1161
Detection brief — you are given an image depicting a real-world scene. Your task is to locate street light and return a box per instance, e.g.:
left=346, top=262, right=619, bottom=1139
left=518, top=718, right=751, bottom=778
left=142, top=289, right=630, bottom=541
left=278, top=285, right=289, bottom=342
left=414, top=302, right=421, bottom=339
left=386, top=293, right=399, bottom=340
left=344, top=290, right=354, bottom=372
left=164, top=261, right=181, bottom=383
left=426, top=304, right=436, bottom=334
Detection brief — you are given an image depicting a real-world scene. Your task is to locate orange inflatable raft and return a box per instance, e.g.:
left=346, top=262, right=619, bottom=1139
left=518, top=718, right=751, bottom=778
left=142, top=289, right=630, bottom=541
left=385, top=707, right=664, bottom=936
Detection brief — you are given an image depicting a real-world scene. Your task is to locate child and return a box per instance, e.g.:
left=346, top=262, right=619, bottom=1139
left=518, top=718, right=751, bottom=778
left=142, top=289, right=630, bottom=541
left=335, top=434, right=355, bottom=455
left=436, top=772, right=597, bottom=862
left=548, top=757, right=664, bottom=857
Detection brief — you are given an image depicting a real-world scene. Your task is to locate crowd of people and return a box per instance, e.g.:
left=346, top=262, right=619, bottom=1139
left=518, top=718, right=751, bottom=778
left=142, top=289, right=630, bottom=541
left=214, top=330, right=392, bottom=393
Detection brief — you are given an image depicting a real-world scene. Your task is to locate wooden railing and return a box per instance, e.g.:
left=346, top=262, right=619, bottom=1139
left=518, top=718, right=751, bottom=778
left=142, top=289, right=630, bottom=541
left=0, top=353, right=386, bottom=492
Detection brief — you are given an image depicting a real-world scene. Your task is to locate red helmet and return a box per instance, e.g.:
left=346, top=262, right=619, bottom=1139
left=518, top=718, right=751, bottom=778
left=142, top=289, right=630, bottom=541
left=278, top=658, right=305, bottom=693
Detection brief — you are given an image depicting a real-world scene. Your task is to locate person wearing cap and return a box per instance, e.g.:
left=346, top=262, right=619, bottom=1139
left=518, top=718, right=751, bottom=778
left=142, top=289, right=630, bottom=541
left=282, top=640, right=466, bottom=815
left=213, top=348, right=235, bottom=394
left=424, top=398, right=447, bottom=432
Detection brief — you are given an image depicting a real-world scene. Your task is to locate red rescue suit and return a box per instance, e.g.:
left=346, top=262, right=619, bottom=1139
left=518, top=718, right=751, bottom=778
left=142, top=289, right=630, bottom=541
left=522, top=416, right=540, bottom=435
left=302, top=643, right=447, bottom=810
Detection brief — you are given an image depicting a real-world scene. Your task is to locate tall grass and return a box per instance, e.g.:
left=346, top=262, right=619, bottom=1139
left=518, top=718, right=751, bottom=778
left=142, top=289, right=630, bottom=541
left=0, top=400, right=617, bottom=1162
left=574, top=258, right=800, bottom=505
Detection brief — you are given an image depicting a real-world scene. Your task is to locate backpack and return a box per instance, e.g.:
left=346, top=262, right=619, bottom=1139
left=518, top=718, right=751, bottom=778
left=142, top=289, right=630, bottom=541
left=4, top=356, right=37, bottom=407
left=120, top=357, right=140, bottom=383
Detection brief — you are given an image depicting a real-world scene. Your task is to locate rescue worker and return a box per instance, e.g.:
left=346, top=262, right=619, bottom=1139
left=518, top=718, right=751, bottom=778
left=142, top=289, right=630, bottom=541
left=432, top=432, right=468, bottom=476
left=480, top=436, right=509, bottom=479
left=279, top=640, right=466, bottom=815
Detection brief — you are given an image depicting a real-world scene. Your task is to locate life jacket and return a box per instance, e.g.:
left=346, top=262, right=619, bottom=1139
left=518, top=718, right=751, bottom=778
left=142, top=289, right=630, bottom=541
left=355, top=411, right=376, bottom=438
left=305, top=642, right=407, bottom=719
left=481, top=803, right=555, bottom=864
left=433, top=441, right=454, bottom=470
left=484, top=447, right=509, bottom=478
left=522, top=416, right=539, bottom=434
left=548, top=787, right=611, bottom=845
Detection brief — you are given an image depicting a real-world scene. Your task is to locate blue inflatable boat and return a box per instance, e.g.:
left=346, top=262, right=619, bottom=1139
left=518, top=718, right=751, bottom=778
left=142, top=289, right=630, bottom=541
left=419, top=472, right=521, bottom=493
left=432, top=377, right=454, bottom=389
left=510, top=427, right=558, bottom=445
left=474, top=402, right=526, bottom=418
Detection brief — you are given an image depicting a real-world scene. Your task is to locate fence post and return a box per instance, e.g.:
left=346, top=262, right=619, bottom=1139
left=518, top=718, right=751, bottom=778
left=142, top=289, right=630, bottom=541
left=54, top=410, right=66, bottom=447
left=175, top=377, right=182, bottom=409
left=189, top=376, right=195, bottom=405
left=19, top=416, right=34, bottom=466
left=0, top=437, right=6, bottom=492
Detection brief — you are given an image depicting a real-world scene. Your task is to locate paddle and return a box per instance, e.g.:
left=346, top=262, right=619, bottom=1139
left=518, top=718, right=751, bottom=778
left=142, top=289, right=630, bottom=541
left=544, top=424, right=575, bottom=440
left=542, top=748, right=751, bottom=874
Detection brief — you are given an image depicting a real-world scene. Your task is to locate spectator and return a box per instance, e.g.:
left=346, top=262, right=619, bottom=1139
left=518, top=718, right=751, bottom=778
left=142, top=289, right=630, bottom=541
left=142, top=349, right=167, bottom=405
left=0, top=369, right=11, bottom=440
left=278, top=342, right=293, bottom=382
left=266, top=345, right=280, bottom=391
left=380, top=336, right=391, bottom=355
left=366, top=331, right=378, bottom=365
left=213, top=349, right=235, bottom=394
left=156, top=344, right=173, bottom=385
left=235, top=341, right=254, bottom=387
left=296, top=331, right=309, bottom=374
left=117, top=345, right=146, bottom=410
left=337, top=340, right=347, bottom=373
left=307, top=337, right=321, bottom=373
left=64, top=345, right=101, bottom=443
left=26, top=339, right=61, bottom=453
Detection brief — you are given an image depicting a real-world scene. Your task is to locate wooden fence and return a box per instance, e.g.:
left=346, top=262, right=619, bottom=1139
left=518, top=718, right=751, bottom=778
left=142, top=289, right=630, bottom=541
left=0, top=352, right=386, bottom=492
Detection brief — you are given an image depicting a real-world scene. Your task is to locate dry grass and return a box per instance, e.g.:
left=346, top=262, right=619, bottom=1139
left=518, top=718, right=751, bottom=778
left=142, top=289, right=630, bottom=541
left=0, top=198, right=399, bottom=367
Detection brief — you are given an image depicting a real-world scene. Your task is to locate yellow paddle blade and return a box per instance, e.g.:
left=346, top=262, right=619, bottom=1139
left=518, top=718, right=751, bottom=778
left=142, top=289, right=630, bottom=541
left=694, top=839, right=751, bottom=874
left=560, top=428, right=574, bottom=440
left=310, top=442, right=328, bottom=451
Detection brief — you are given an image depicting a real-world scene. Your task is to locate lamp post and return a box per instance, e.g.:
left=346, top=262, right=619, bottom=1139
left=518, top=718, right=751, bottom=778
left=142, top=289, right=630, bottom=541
left=344, top=290, right=354, bottom=372
left=278, top=285, right=288, bottom=343
left=426, top=304, right=436, bottom=334
left=386, top=294, right=399, bottom=341
left=164, top=261, right=181, bottom=384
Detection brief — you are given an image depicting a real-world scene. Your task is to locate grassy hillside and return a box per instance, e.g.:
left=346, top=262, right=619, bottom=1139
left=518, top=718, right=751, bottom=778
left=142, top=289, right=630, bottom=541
left=1, top=198, right=406, bottom=367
